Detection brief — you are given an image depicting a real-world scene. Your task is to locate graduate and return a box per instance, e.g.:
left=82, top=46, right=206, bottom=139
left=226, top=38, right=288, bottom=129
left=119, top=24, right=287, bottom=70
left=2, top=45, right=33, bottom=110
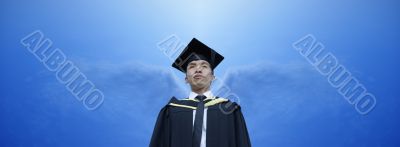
left=150, top=38, right=251, bottom=147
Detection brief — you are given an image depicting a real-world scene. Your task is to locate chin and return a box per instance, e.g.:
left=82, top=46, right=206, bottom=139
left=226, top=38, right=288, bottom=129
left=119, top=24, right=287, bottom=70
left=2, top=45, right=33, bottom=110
left=192, top=83, right=207, bottom=88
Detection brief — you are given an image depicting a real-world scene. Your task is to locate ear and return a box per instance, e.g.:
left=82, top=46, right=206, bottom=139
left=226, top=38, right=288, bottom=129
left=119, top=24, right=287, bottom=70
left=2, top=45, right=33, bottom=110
left=212, top=75, right=216, bottom=81
left=185, top=76, right=188, bottom=83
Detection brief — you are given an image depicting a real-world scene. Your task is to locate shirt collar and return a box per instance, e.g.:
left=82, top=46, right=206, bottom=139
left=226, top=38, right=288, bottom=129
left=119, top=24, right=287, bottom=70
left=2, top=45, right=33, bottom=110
left=188, top=90, right=214, bottom=99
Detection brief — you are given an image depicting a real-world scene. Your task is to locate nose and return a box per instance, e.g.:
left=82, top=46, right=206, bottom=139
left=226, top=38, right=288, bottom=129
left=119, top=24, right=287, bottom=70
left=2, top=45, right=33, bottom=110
left=195, top=66, right=203, bottom=73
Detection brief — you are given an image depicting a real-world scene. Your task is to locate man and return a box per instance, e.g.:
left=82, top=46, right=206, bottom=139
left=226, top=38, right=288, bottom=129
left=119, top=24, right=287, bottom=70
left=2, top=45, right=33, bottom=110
left=150, top=38, right=251, bottom=147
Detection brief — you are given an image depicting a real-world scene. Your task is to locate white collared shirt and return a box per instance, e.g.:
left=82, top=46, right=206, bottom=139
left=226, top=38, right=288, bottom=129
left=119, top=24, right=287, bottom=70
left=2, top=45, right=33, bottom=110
left=188, top=90, right=213, bottom=147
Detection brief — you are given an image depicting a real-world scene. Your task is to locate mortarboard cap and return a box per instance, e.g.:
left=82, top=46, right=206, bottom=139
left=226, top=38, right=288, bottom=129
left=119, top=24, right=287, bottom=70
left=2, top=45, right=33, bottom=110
left=172, top=38, right=224, bottom=73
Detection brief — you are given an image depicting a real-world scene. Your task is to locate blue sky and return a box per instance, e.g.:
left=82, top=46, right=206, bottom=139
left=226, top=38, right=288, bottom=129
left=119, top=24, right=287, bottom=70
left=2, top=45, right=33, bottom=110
left=1, top=0, right=399, bottom=146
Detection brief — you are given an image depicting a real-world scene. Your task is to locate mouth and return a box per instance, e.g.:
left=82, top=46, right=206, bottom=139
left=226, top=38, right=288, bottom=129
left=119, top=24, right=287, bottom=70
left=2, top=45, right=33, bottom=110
left=193, top=75, right=204, bottom=79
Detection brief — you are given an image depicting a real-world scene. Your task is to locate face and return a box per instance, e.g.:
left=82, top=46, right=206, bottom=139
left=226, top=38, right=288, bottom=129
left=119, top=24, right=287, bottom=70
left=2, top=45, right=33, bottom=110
left=185, top=60, right=215, bottom=90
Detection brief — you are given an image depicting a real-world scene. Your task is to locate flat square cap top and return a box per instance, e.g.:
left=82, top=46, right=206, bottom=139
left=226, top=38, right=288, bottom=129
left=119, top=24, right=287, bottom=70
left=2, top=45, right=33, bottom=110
left=172, top=38, right=224, bottom=73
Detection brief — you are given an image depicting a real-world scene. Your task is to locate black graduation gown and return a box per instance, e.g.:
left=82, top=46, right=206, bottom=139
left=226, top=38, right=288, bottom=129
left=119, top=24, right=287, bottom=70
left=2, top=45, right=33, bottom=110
left=149, top=97, right=251, bottom=147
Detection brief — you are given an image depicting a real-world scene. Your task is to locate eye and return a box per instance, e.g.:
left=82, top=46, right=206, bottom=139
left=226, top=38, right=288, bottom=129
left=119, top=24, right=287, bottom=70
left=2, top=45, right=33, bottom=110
left=203, top=64, right=210, bottom=68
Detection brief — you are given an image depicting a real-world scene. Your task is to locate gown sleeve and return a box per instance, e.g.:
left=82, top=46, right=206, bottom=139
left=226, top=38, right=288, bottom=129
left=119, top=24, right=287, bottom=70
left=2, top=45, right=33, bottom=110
left=149, top=106, right=170, bottom=147
left=234, top=106, right=252, bottom=147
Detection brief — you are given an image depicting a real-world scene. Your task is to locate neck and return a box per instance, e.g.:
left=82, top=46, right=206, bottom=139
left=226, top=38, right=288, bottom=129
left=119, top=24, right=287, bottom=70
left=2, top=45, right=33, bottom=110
left=191, top=86, right=210, bottom=95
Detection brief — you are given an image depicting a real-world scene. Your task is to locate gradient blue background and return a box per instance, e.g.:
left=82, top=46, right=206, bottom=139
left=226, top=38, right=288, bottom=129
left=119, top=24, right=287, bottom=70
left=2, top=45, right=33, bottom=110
left=1, top=0, right=399, bottom=146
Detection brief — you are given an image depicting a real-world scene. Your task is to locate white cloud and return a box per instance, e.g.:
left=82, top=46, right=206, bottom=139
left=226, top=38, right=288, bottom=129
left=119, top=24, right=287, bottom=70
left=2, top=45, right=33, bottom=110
left=217, top=62, right=359, bottom=146
left=37, top=61, right=372, bottom=146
